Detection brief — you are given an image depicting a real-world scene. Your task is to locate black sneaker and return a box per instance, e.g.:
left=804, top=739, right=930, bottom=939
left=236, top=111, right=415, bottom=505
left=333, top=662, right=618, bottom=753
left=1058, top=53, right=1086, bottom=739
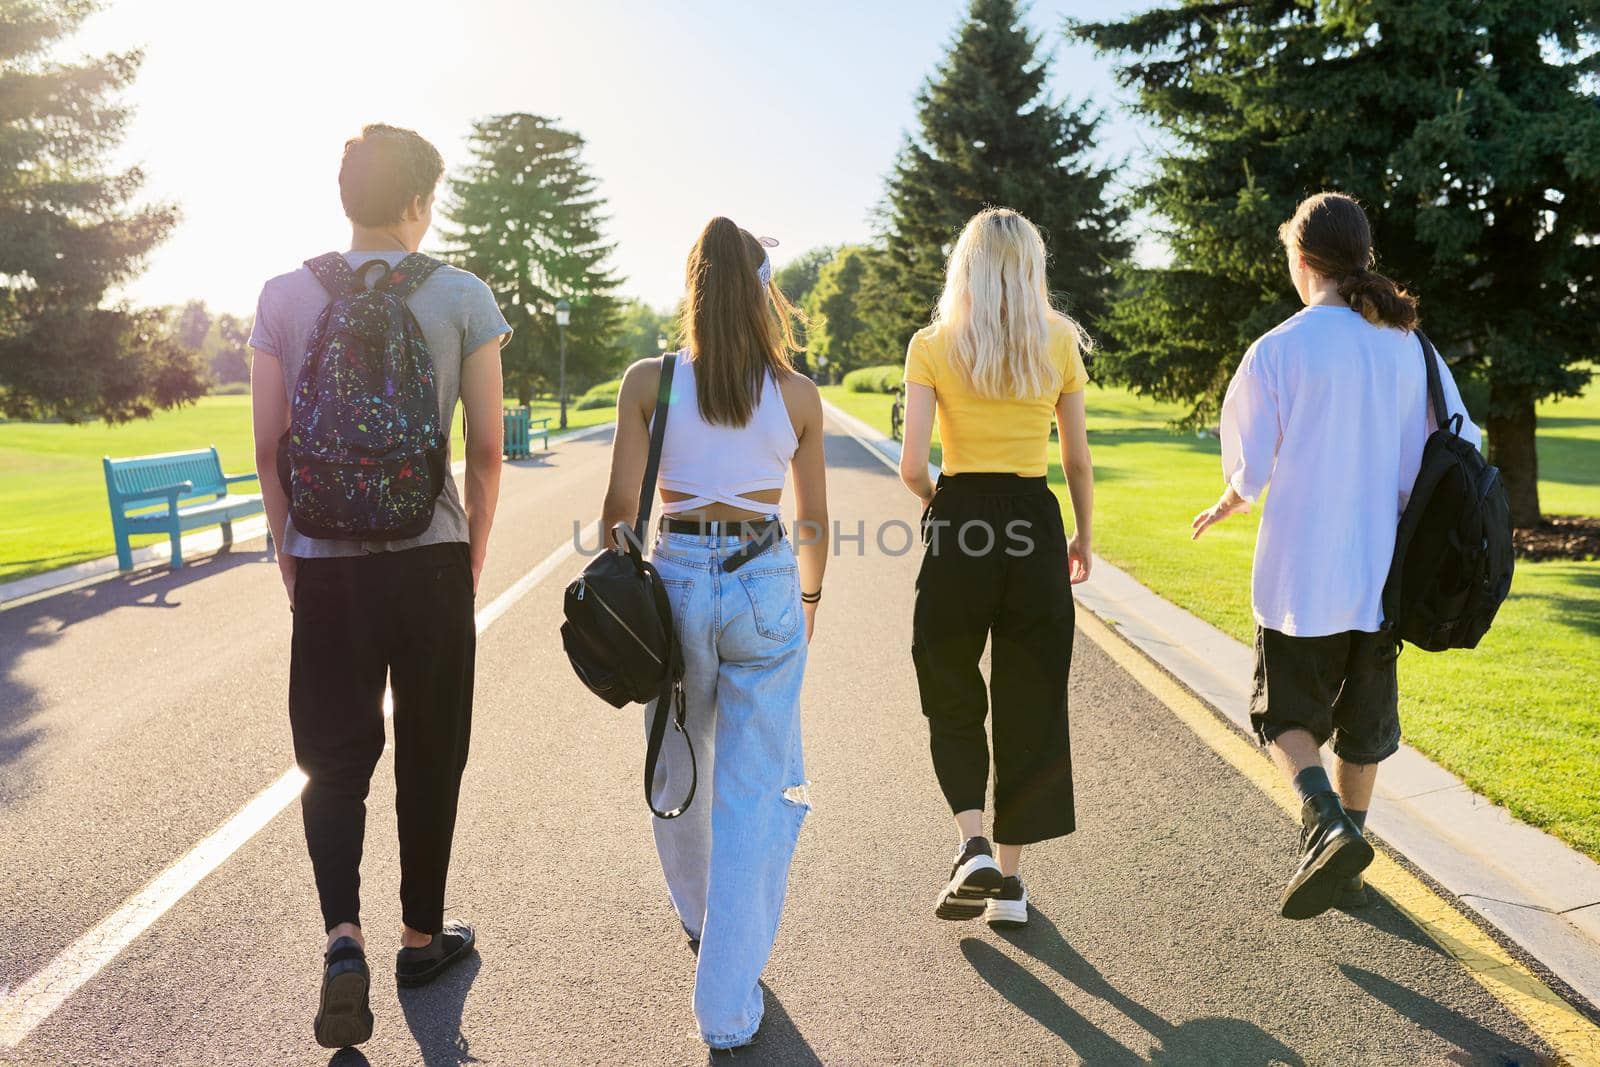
left=1280, top=792, right=1375, bottom=920
left=394, top=920, right=477, bottom=988
left=985, top=876, right=1028, bottom=929
left=1335, top=873, right=1371, bottom=910
left=935, top=836, right=1004, bottom=920
left=314, top=936, right=373, bottom=1049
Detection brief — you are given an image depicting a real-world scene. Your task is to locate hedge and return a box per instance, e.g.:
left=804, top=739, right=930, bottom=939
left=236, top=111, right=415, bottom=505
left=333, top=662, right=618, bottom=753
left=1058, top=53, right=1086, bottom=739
left=841, top=365, right=903, bottom=394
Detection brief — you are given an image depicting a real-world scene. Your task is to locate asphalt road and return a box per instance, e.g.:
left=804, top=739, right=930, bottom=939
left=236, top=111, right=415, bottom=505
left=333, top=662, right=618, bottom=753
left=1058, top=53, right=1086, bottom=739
left=0, top=423, right=1560, bottom=1066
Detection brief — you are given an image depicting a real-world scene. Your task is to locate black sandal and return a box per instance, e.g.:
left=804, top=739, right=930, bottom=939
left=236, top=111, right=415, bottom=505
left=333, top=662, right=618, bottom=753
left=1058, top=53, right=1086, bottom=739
left=314, top=936, right=373, bottom=1049
left=394, top=920, right=477, bottom=988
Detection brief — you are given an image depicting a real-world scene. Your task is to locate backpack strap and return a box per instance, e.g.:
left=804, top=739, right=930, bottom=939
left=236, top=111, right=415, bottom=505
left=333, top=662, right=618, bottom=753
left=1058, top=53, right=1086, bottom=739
left=1415, top=330, right=1457, bottom=435
left=630, top=354, right=678, bottom=548
left=304, top=253, right=363, bottom=300
left=380, top=253, right=444, bottom=300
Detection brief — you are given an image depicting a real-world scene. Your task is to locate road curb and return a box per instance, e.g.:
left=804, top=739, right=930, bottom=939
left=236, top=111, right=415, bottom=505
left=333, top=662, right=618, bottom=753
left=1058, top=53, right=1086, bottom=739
left=0, top=421, right=616, bottom=611
left=821, top=396, right=1600, bottom=1014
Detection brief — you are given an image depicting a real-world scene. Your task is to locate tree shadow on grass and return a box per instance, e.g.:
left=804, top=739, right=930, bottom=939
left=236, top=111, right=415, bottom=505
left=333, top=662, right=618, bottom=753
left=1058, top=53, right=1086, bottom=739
left=1087, top=426, right=1222, bottom=454
left=1509, top=562, right=1600, bottom=640
left=966, top=909, right=1304, bottom=1066
left=1339, top=966, right=1555, bottom=1066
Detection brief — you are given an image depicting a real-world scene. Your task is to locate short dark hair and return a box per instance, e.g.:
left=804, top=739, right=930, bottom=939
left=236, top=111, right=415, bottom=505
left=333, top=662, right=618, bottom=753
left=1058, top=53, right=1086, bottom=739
left=338, top=124, right=444, bottom=227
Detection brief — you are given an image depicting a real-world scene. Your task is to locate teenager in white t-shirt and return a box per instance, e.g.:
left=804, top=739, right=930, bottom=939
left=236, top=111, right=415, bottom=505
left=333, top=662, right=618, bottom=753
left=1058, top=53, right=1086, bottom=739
left=1192, top=192, right=1479, bottom=921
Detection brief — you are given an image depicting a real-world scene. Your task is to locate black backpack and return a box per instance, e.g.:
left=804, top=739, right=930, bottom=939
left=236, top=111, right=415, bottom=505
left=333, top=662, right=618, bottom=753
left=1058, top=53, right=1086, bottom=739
left=1380, top=331, right=1515, bottom=652
left=560, top=355, right=696, bottom=819
left=277, top=252, right=447, bottom=541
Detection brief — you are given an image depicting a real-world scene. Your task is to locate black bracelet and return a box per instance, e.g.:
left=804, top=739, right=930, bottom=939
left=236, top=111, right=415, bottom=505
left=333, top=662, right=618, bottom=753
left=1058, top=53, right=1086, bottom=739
left=800, top=589, right=822, bottom=604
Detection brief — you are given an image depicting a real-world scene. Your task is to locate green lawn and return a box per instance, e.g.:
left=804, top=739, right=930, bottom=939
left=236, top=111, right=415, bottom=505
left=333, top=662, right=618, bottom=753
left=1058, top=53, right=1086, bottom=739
left=0, top=394, right=611, bottom=582
left=822, top=382, right=1600, bottom=861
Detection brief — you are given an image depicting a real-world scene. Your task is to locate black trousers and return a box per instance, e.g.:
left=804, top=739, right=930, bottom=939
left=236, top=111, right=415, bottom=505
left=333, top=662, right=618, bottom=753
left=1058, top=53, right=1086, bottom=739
left=289, top=542, right=476, bottom=934
left=911, top=474, right=1076, bottom=845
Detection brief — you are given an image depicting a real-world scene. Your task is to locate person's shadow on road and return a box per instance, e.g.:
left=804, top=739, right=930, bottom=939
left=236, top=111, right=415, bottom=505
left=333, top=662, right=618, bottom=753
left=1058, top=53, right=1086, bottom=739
left=963, top=908, right=1306, bottom=1067
left=397, top=952, right=484, bottom=1066
left=1339, top=965, right=1553, bottom=1065
left=707, top=982, right=822, bottom=1065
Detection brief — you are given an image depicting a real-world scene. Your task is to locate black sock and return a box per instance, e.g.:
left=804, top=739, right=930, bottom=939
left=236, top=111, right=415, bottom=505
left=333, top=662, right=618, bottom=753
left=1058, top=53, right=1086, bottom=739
left=1346, top=808, right=1368, bottom=834
left=1292, top=766, right=1334, bottom=802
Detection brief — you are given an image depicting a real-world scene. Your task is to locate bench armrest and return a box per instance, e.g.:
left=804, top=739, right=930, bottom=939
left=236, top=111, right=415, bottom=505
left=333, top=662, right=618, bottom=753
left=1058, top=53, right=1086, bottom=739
left=224, top=471, right=260, bottom=486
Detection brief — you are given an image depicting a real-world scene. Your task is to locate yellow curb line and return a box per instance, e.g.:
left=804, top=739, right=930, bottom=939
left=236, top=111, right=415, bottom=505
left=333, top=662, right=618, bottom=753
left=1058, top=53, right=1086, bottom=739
left=1075, top=608, right=1600, bottom=1065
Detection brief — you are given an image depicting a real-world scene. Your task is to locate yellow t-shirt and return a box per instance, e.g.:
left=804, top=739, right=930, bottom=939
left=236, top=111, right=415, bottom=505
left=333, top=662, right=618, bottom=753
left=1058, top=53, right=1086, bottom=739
left=903, top=317, right=1088, bottom=476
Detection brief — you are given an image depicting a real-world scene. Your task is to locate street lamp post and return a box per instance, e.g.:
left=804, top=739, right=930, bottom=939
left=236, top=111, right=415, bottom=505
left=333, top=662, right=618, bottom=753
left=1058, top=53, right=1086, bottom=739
left=555, top=299, right=571, bottom=430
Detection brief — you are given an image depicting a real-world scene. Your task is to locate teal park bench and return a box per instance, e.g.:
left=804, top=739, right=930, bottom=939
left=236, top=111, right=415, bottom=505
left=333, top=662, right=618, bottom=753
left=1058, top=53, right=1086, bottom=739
left=102, top=447, right=265, bottom=571
left=502, top=407, right=553, bottom=460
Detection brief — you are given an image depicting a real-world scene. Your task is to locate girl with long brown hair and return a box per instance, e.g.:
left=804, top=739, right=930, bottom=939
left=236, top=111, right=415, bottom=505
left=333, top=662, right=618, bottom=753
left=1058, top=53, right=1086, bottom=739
left=599, top=217, right=827, bottom=1050
left=1193, top=191, right=1480, bottom=920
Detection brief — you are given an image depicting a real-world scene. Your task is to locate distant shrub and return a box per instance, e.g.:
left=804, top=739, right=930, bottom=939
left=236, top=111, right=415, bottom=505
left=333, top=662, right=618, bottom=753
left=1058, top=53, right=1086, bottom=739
left=842, top=365, right=902, bottom=394
left=578, top=378, right=622, bottom=408
left=209, top=382, right=251, bottom=396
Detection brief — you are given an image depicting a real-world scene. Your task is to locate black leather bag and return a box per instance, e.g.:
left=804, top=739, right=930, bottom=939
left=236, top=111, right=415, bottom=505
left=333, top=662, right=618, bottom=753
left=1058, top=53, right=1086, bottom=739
left=560, top=356, right=696, bottom=818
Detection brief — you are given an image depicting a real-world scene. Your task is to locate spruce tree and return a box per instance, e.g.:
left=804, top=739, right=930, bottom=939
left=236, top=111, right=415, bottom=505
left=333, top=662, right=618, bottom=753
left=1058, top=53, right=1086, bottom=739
left=441, top=113, right=624, bottom=405
left=0, top=0, right=201, bottom=422
left=1074, top=2, right=1600, bottom=526
left=869, top=0, right=1129, bottom=357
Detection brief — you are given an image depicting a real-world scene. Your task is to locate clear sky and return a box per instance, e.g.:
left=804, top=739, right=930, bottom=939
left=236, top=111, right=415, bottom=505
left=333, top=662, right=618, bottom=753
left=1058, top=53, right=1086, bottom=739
left=71, top=0, right=1154, bottom=316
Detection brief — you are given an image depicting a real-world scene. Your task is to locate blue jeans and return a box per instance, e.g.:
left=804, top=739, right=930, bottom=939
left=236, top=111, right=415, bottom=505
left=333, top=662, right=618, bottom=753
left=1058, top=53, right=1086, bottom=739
left=645, top=530, right=809, bottom=1049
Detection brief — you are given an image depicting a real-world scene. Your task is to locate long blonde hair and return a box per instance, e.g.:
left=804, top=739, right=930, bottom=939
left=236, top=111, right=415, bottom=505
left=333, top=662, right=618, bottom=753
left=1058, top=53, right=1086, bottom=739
left=933, top=207, right=1090, bottom=400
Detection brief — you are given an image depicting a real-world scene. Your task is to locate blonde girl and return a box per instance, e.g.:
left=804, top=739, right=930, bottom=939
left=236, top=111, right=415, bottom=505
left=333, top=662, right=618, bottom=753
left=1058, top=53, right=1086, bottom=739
left=898, top=207, right=1094, bottom=928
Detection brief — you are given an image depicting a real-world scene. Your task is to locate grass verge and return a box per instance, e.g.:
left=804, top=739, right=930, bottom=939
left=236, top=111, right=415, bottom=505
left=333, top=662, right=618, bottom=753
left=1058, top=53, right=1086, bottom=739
left=0, top=394, right=612, bottom=583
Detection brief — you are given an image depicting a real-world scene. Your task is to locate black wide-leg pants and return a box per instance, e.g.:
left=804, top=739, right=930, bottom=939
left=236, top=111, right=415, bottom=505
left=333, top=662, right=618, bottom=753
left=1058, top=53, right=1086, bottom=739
left=911, top=474, right=1076, bottom=845
left=289, top=542, right=476, bottom=934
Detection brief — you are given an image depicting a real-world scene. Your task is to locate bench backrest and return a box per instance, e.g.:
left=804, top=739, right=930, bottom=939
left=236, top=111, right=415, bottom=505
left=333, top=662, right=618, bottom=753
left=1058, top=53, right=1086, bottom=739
left=103, top=447, right=228, bottom=509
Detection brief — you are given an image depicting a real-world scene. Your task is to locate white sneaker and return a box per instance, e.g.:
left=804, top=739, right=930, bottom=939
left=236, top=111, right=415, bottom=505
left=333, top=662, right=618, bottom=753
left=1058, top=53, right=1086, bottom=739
left=935, top=836, right=1004, bottom=920
left=985, top=876, right=1028, bottom=928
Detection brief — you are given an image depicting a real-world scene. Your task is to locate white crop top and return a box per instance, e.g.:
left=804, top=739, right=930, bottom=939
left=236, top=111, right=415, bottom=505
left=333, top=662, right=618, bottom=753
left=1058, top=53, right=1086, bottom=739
left=657, top=352, right=799, bottom=514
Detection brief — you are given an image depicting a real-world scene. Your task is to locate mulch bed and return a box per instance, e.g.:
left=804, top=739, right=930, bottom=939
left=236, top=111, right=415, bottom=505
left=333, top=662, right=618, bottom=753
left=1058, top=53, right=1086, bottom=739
left=1513, top=516, right=1600, bottom=562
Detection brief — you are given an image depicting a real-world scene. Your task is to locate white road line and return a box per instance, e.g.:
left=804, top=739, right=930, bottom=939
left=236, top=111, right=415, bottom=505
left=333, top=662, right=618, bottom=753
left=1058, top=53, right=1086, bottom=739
left=0, top=522, right=597, bottom=1050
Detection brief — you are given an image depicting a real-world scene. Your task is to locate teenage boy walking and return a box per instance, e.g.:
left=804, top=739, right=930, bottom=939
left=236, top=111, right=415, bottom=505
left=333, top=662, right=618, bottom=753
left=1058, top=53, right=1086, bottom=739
left=249, top=124, right=509, bottom=1048
left=1192, top=193, right=1479, bottom=921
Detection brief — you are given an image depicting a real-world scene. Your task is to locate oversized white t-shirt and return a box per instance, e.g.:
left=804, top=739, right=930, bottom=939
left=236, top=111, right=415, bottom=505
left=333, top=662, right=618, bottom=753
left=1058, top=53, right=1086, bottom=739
left=1220, top=305, right=1481, bottom=637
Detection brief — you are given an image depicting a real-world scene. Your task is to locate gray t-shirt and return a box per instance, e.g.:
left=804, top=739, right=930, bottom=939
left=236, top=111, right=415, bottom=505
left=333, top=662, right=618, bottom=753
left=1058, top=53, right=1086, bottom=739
left=249, top=251, right=511, bottom=558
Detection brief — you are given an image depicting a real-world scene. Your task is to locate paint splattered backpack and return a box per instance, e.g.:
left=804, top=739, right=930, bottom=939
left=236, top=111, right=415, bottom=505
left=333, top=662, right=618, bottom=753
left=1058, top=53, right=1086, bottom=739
left=276, top=252, right=447, bottom=541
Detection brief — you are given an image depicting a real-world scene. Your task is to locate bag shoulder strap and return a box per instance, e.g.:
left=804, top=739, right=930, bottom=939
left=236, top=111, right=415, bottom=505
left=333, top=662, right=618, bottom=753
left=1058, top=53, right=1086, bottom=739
left=304, top=253, right=362, bottom=301
left=1415, top=329, right=1451, bottom=431
left=381, top=253, right=444, bottom=300
left=632, top=354, right=677, bottom=546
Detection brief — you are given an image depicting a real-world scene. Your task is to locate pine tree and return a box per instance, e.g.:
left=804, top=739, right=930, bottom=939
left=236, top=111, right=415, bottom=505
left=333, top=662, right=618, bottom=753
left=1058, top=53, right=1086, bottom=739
left=1074, top=2, right=1600, bottom=526
left=441, top=113, right=625, bottom=406
left=868, top=0, right=1129, bottom=358
left=0, top=0, right=201, bottom=422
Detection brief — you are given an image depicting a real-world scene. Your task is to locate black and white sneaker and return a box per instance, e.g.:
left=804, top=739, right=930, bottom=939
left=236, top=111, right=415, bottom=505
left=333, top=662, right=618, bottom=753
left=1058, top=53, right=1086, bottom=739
left=985, top=876, right=1028, bottom=929
left=935, top=836, right=1004, bottom=920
